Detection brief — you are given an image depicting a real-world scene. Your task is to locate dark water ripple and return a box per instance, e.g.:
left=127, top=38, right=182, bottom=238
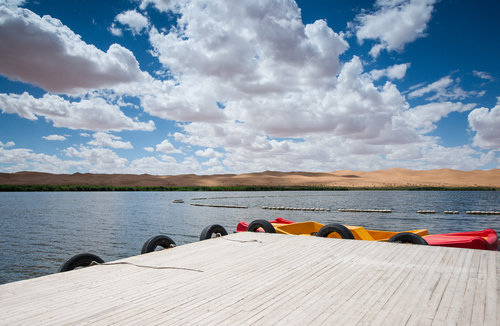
left=0, top=191, right=499, bottom=284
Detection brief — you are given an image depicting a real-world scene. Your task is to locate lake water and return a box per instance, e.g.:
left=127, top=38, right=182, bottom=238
left=1, top=191, right=499, bottom=284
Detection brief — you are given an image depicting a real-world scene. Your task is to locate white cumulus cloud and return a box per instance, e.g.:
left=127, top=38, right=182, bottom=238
left=468, top=99, right=500, bottom=149
left=402, top=102, right=476, bottom=133
left=353, top=0, right=437, bottom=57
left=408, top=76, right=484, bottom=101
left=0, top=140, right=15, bottom=147
left=114, top=10, right=149, bottom=35
left=140, top=0, right=349, bottom=124
left=108, top=23, right=123, bottom=37
left=195, top=148, right=224, bottom=158
left=155, top=139, right=182, bottom=153
left=0, top=0, right=24, bottom=8
left=64, top=146, right=128, bottom=173
left=472, top=70, right=494, bottom=82
left=125, top=155, right=203, bottom=175
left=147, top=2, right=348, bottom=91
left=0, top=92, right=155, bottom=132
left=0, top=5, right=149, bottom=93
left=87, top=132, right=133, bottom=149
left=0, top=145, right=81, bottom=173
left=370, top=63, right=410, bottom=80
left=408, top=76, right=453, bottom=99
left=229, top=56, right=412, bottom=142
left=43, top=134, right=67, bottom=141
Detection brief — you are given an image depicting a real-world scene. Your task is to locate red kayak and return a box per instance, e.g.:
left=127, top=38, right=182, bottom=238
left=424, top=229, right=499, bottom=251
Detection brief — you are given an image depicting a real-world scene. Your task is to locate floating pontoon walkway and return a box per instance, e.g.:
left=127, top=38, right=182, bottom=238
left=0, top=232, right=498, bottom=325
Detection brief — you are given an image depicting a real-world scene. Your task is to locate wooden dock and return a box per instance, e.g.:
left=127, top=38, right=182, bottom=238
left=0, top=232, right=498, bottom=325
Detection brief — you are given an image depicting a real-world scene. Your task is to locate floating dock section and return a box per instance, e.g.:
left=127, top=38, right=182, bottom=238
left=190, top=203, right=248, bottom=209
left=337, top=208, right=392, bottom=213
left=466, top=211, right=500, bottom=215
left=0, top=232, right=498, bottom=325
left=262, top=206, right=331, bottom=211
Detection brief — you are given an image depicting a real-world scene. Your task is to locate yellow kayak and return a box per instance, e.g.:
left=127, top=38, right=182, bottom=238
left=274, top=221, right=428, bottom=241
left=240, top=219, right=427, bottom=243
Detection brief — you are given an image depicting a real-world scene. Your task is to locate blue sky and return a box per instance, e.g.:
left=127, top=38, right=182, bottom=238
left=0, top=0, right=499, bottom=175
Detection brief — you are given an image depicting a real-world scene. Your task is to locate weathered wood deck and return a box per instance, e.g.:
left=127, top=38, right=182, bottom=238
left=0, top=232, right=498, bottom=325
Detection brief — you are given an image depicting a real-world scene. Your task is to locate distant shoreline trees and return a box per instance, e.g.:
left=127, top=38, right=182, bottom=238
left=0, top=184, right=496, bottom=192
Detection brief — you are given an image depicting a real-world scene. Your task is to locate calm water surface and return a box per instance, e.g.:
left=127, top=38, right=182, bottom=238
left=1, top=191, right=499, bottom=284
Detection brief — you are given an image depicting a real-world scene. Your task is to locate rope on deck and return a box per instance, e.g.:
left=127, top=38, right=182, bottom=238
left=91, top=261, right=204, bottom=272
left=220, top=237, right=263, bottom=244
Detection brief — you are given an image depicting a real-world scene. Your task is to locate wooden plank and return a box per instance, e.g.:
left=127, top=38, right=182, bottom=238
left=497, top=254, right=500, bottom=326
left=435, top=249, right=475, bottom=324
left=363, top=248, right=443, bottom=325
left=471, top=251, right=488, bottom=325
left=483, top=251, right=498, bottom=326
left=180, top=236, right=342, bottom=324
left=414, top=247, right=459, bottom=325
left=421, top=246, right=467, bottom=324
left=265, top=242, right=395, bottom=325
left=457, top=248, right=482, bottom=325
left=210, top=239, right=377, bottom=326
left=344, top=245, right=442, bottom=325
left=141, top=234, right=330, bottom=325
left=0, top=232, right=498, bottom=325
left=303, top=242, right=414, bottom=325
left=96, top=234, right=316, bottom=324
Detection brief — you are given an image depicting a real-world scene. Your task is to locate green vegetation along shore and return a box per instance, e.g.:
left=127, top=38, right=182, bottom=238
left=0, top=184, right=497, bottom=192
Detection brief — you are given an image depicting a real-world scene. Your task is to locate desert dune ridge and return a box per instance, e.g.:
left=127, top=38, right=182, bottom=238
left=1, top=168, right=499, bottom=188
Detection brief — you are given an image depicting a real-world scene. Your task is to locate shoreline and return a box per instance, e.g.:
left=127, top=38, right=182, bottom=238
left=0, top=184, right=498, bottom=192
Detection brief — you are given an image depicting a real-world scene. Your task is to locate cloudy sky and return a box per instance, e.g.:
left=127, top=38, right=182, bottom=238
left=0, top=0, right=499, bottom=175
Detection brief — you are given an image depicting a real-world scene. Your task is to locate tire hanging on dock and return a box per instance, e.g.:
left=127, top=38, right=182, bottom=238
left=141, top=235, right=177, bottom=254
left=58, top=253, right=105, bottom=272
left=199, top=224, right=228, bottom=240
left=388, top=232, right=428, bottom=245
left=246, top=219, right=276, bottom=233
left=316, top=223, right=355, bottom=239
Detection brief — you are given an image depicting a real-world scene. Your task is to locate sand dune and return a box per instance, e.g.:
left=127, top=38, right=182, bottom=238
left=1, top=169, right=499, bottom=188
